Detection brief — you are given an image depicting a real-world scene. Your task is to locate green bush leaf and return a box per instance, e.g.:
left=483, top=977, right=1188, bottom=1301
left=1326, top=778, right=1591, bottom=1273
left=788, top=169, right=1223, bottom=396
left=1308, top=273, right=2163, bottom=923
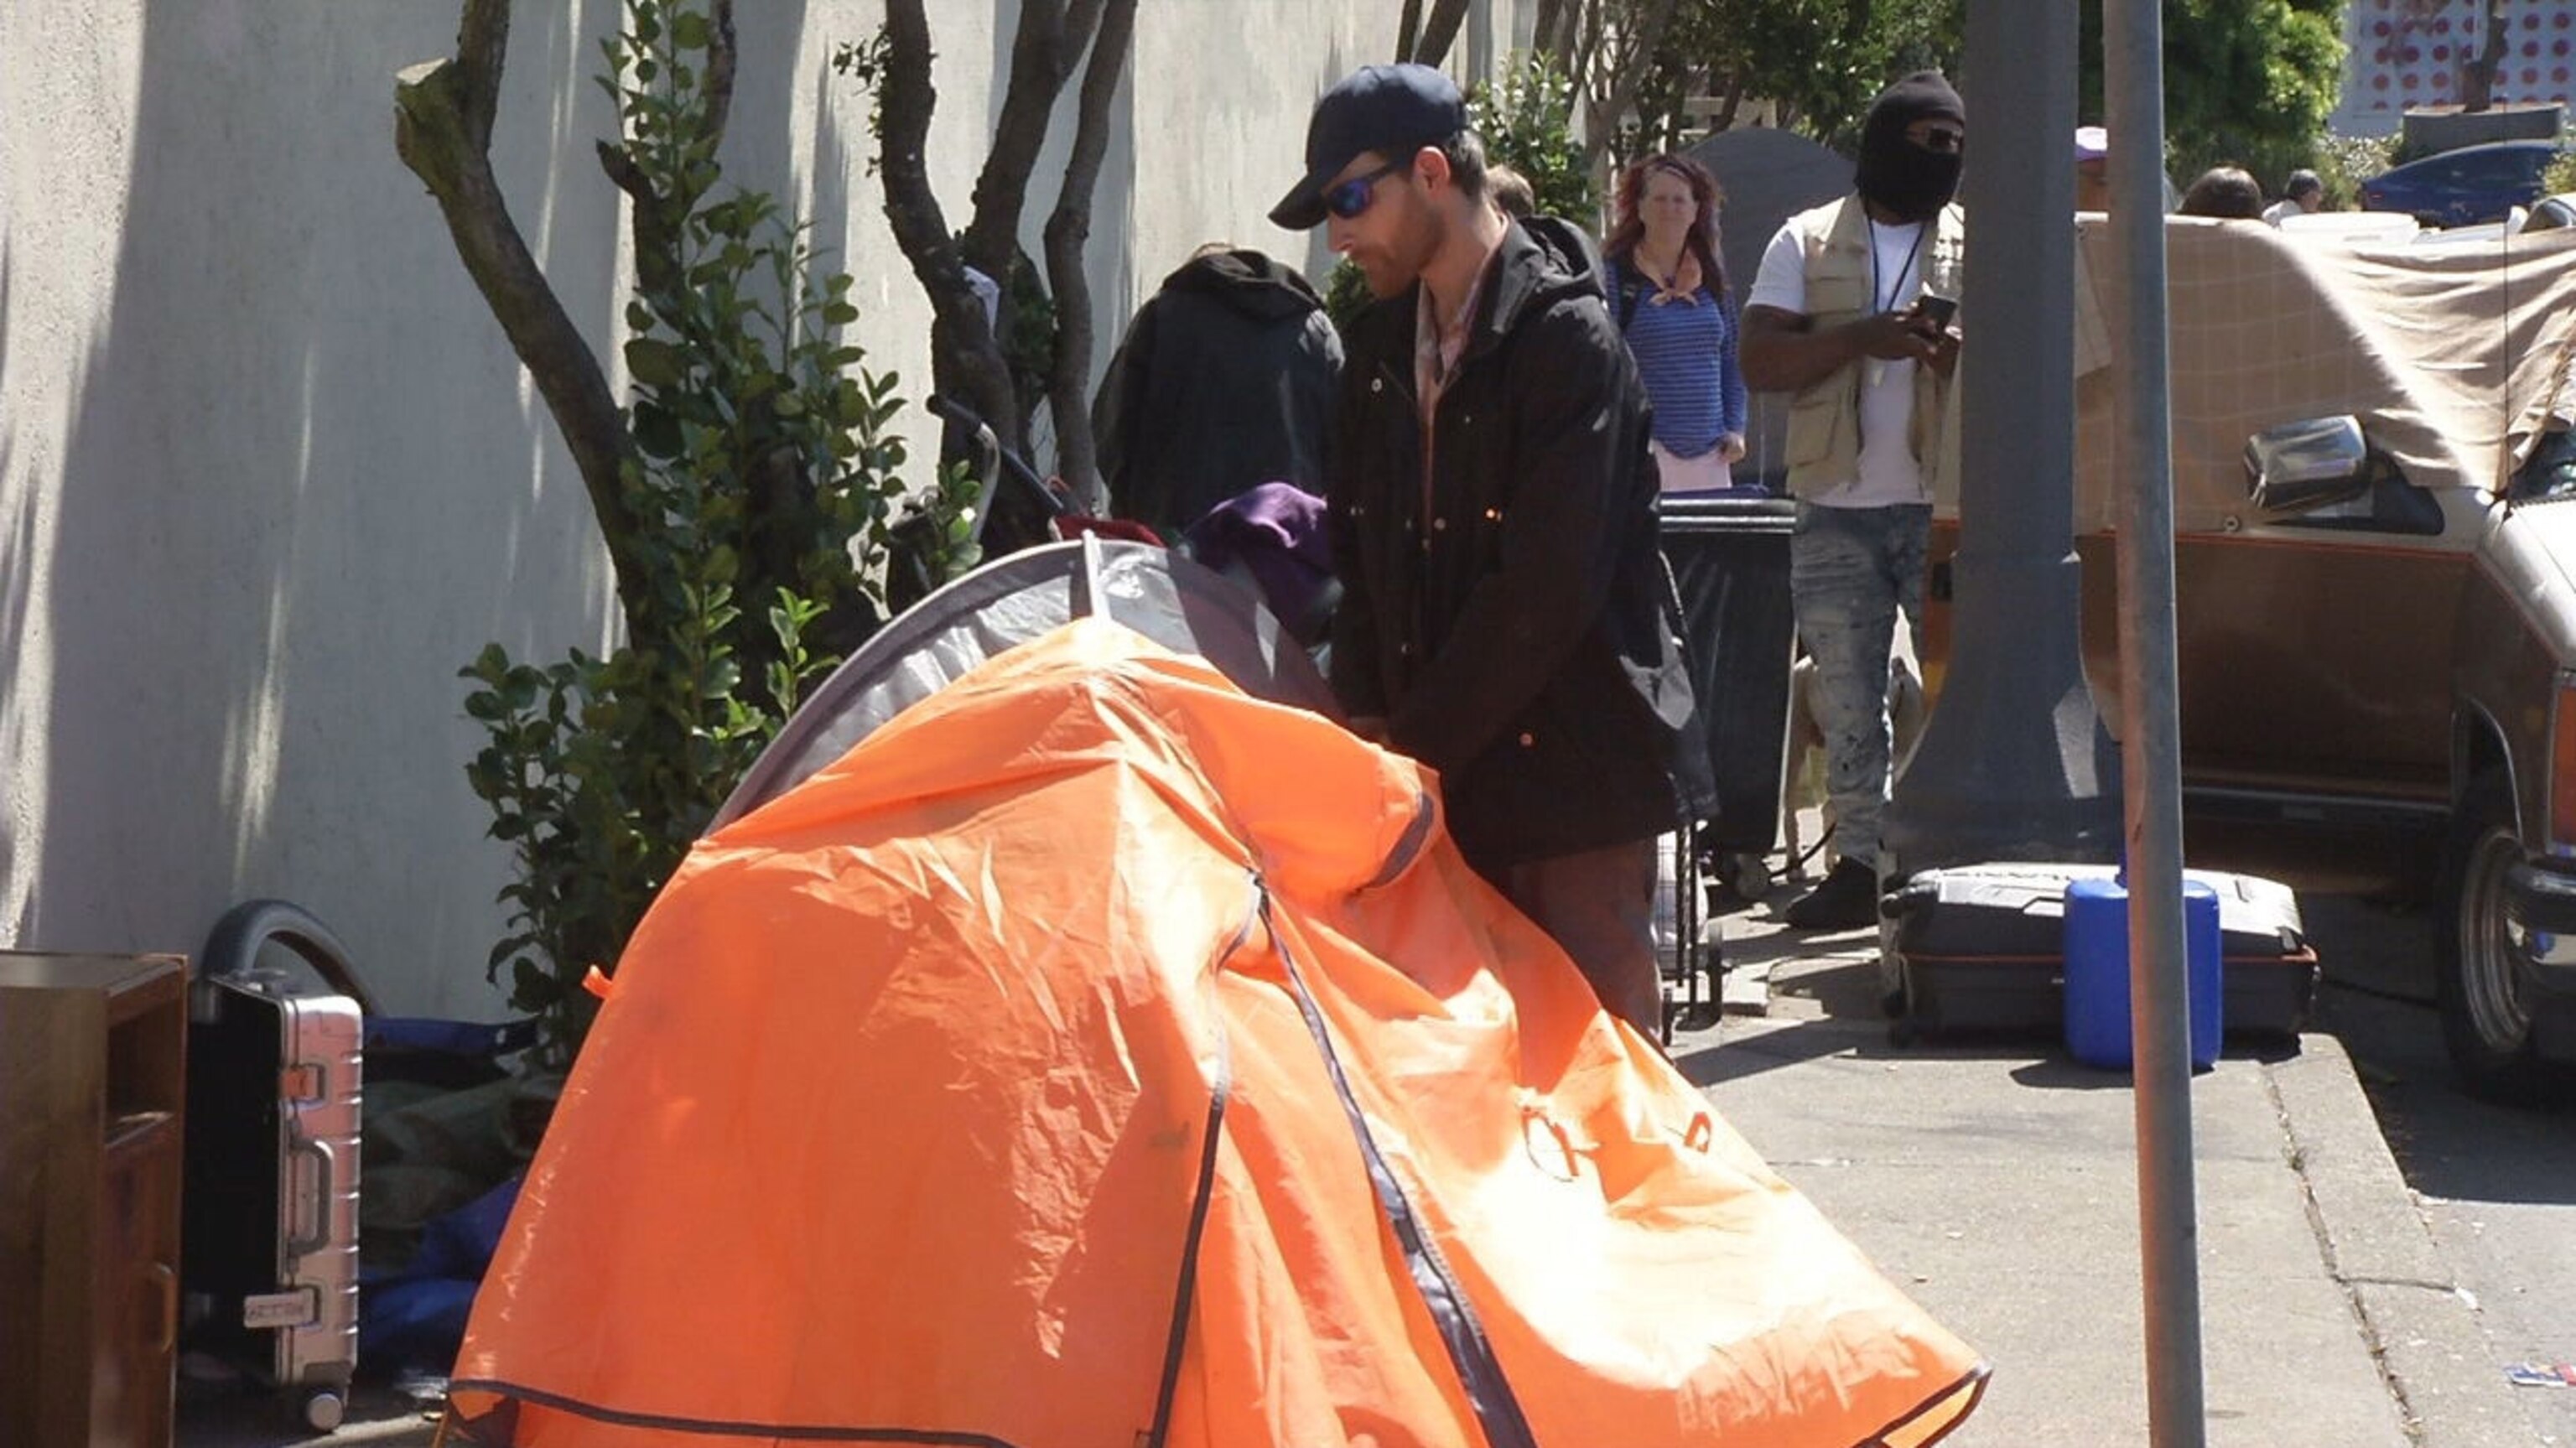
left=626, top=337, right=688, bottom=388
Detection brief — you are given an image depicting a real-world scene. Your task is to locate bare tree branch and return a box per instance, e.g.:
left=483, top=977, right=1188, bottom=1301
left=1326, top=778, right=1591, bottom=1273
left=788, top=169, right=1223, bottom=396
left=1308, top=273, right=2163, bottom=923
left=2464, top=0, right=2506, bottom=112
left=1573, top=0, right=1607, bottom=86
left=1411, top=0, right=1472, bottom=66
left=1396, top=0, right=1426, bottom=62
left=1584, top=0, right=1681, bottom=173
left=396, top=0, right=645, bottom=617
left=877, top=0, right=1023, bottom=453
left=1533, top=0, right=1581, bottom=58
left=595, top=140, right=679, bottom=301
left=1043, top=0, right=1137, bottom=506
left=962, top=0, right=1107, bottom=283
left=701, top=0, right=737, bottom=150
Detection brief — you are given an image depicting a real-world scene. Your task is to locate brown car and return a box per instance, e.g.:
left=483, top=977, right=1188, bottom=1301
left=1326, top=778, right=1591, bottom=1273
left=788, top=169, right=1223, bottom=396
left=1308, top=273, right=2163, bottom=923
left=1923, top=215, right=2576, bottom=1103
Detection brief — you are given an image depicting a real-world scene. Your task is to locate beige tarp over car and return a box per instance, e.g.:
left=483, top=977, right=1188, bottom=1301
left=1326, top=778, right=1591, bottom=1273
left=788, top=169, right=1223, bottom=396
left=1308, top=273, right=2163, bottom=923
left=1985, top=219, right=2576, bottom=531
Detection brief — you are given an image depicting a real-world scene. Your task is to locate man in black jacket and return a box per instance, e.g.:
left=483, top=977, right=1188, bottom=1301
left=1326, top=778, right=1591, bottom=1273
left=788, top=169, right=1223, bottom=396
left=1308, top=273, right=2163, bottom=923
left=1271, top=64, right=1709, bottom=1037
left=1092, top=245, right=1343, bottom=538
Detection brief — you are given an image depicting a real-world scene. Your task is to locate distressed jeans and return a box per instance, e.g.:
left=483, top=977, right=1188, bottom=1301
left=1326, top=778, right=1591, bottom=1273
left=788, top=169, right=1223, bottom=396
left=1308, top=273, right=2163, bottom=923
left=1789, top=502, right=1931, bottom=870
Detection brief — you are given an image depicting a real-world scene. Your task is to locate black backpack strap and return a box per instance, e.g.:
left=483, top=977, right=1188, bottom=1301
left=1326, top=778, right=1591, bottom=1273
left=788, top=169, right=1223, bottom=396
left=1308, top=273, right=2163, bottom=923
left=1613, top=257, right=1647, bottom=333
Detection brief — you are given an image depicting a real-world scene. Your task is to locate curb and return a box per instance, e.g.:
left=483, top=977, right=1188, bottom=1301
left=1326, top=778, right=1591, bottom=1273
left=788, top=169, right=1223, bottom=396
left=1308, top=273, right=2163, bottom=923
left=2265, top=1033, right=2539, bottom=1447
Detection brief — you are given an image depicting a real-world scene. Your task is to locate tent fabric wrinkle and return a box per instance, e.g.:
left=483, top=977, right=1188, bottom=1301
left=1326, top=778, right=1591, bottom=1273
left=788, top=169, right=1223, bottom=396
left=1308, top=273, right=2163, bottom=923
left=447, top=605, right=1984, bottom=1446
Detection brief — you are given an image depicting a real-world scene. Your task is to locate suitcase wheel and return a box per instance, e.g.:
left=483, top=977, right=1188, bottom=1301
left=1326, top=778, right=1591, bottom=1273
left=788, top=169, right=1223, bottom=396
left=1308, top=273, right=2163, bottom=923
left=299, top=1388, right=345, bottom=1433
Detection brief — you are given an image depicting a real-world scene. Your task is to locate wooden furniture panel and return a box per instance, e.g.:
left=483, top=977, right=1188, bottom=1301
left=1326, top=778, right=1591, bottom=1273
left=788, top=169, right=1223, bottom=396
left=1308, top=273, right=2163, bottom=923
left=0, top=952, right=188, bottom=1448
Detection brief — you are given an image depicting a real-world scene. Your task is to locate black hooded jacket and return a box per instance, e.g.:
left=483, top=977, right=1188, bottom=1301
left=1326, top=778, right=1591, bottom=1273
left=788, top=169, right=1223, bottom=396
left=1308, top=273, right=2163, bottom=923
left=1093, top=248, right=1344, bottom=535
left=1329, top=216, right=1712, bottom=870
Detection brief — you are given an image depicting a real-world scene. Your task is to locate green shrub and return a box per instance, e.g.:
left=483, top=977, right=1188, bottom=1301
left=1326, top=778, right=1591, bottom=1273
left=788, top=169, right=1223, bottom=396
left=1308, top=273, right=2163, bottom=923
left=461, top=0, right=958, bottom=1063
left=2547, top=148, right=2576, bottom=198
left=1470, top=52, right=1593, bottom=225
left=2310, top=132, right=2399, bottom=211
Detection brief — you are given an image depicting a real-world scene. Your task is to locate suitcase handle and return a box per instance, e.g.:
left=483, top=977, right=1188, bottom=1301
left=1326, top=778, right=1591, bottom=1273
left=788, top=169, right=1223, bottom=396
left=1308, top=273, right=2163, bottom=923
left=286, top=1137, right=337, bottom=1259
left=200, top=900, right=380, bottom=1016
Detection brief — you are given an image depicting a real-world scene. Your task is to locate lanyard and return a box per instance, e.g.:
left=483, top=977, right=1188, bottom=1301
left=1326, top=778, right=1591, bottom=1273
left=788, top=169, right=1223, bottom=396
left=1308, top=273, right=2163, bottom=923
left=1871, top=221, right=1928, bottom=314
left=1860, top=218, right=1929, bottom=444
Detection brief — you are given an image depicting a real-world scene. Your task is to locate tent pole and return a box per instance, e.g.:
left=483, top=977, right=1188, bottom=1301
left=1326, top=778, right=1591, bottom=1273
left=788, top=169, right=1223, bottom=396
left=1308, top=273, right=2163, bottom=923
left=2101, top=0, right=2210, bottom=1443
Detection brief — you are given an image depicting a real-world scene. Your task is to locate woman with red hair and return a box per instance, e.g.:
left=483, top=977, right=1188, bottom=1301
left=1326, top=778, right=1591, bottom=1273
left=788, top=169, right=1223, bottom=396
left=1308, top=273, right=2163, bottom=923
left=1605, top=154, right=1748, bottom=497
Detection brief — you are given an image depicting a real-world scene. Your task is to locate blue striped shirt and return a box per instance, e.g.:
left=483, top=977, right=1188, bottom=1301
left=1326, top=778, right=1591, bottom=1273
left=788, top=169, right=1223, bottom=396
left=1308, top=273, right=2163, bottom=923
left=1614, top=265, right=1748, bottom=459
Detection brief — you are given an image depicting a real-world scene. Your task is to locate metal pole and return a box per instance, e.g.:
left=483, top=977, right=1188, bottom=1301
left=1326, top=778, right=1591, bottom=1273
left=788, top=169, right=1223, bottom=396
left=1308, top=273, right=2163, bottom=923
left=1879, top=1, right=2120, bottom=884
left=2101, top=0, right=2208, bottom=1443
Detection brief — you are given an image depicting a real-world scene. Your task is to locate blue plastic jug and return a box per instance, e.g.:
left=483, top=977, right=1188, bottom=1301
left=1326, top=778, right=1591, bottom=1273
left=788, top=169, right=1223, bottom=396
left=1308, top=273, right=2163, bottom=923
left=2062, top=874, right=2222, bottom=1071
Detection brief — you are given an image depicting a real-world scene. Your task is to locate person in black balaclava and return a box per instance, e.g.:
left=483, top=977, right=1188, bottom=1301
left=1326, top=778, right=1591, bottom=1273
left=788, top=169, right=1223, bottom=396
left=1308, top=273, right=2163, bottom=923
left=1852, top=70, right=1968, bottom=221
left=1736, top=72, right=1966, bottom=935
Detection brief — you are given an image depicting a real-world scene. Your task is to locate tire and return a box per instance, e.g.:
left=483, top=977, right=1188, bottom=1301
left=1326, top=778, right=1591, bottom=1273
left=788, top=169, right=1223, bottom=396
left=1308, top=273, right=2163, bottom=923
left=2434, top=775, right=2562, bottom=1105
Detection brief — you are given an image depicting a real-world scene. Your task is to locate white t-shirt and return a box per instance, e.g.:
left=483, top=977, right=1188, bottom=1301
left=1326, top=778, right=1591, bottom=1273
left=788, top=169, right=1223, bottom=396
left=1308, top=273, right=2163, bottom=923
left=1748, top=216, right=1933, bottom=508
left=2260, top=197, right=2305, bottom=227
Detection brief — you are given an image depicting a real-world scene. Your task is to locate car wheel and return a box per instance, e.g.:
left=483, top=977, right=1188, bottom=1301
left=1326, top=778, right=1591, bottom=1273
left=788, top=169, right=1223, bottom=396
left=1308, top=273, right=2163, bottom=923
left=2435, top=774, right=2560, bottom=1104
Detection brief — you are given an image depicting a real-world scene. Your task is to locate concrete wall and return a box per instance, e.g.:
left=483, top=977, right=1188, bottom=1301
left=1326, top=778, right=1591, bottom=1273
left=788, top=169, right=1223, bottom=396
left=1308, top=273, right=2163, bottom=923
left=0, top=1, right=1528, bottom=1018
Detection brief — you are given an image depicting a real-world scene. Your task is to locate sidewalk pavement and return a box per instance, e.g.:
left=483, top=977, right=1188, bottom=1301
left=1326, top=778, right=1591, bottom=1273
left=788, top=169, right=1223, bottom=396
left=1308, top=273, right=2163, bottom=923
left=183, top=884, right=2546, bottom=1448
left=1695, top=880, right=2545, bottom=1447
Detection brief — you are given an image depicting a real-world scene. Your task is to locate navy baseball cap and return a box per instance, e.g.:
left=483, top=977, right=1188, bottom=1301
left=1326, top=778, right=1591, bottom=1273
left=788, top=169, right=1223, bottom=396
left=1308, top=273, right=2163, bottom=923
left=1270, top=64, right=1468, bottom=231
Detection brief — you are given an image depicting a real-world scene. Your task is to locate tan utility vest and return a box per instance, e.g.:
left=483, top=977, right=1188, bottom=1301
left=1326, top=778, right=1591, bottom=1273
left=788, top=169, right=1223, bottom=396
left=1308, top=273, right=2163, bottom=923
left=1779, top=195, right=1966, bottom=503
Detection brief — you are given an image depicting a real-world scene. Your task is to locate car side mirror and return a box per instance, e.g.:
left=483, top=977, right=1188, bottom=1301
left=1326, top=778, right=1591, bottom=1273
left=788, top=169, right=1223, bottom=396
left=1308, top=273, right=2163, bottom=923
left=2245, top=416, right=2371, bottom=516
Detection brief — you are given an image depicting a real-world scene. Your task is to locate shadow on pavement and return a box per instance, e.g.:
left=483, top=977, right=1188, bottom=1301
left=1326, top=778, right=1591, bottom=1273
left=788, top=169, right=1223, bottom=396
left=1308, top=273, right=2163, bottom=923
left=2297, top=894, right=2576, bottom=1209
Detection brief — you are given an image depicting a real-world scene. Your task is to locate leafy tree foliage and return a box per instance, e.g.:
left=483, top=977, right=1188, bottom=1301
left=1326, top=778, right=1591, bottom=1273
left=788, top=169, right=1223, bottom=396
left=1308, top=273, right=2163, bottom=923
left=1472, top=53, right=1596, bottom=221
left=1621, top=0, right=2342, bottom=200
left=2080, top=0, right=2345, bottom=190
left=1625, top=0, right=1964, bottom=153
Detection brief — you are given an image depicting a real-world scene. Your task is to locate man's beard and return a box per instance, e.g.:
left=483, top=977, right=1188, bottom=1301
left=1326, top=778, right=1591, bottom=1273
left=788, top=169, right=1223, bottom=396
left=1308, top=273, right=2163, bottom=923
left=1353, top=201, right=1445, bottom=298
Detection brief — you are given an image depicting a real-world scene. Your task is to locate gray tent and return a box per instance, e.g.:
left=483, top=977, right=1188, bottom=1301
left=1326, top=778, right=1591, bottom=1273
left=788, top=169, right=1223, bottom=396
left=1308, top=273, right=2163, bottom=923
left=712, top=538, right=1336, bottom=830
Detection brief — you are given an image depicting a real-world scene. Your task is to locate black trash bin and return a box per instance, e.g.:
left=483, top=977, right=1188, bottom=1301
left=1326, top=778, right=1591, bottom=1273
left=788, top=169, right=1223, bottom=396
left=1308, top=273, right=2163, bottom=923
left=1661, top=495, right=1799, bottom=900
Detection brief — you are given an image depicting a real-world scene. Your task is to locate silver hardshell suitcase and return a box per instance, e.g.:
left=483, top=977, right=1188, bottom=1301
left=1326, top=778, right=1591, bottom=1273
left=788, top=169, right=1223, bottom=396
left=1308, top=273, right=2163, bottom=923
left=183, top=901, right=367, bottom=1432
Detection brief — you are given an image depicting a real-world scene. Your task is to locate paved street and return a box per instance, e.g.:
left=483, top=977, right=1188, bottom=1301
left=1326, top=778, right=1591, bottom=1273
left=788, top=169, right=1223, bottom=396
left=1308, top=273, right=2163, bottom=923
left=1720, top=855, right=2575, bottom=1447
left=2303, top=894, right=2576, bottom=1446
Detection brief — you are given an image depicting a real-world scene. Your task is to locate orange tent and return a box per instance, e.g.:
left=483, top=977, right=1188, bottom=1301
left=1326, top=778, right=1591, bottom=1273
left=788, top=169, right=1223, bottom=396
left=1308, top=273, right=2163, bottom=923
left=447, top=546, right=1985, bottom=1446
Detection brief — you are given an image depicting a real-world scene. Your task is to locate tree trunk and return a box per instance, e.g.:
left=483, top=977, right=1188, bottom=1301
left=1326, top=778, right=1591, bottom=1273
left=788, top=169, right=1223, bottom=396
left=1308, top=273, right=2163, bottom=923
left=1532, top=0, right=1578, bottom=59
left=1583, top=0, right=1682, bottom=174
left=2464, top=0, right=2507, bottom=112
left=1411, top=0, right=1472, bottom=66
left=1042, top=0, right=1139, bottom=511
left=877, top=0, right=1026, bottom=455
left=394, top=0, right=646, bottom=622
left=1396, top=0, right=1426, bottom=64
left=962, top=0, right=1108, bottom=283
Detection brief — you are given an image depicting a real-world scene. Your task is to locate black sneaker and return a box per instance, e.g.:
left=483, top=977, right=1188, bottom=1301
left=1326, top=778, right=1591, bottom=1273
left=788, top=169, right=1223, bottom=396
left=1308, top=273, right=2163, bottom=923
left=1783, top=858, right=1880, bottom=932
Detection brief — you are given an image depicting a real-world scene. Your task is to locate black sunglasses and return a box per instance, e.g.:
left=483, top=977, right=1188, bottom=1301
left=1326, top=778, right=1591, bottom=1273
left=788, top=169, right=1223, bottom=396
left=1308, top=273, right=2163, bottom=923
left=1325, top=160, right=1409, bottom=220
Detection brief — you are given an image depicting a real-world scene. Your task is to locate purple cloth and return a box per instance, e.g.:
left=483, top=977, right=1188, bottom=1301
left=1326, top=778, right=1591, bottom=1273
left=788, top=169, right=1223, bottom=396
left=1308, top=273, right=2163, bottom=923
left=1182, top=483, right=1337, bottom=643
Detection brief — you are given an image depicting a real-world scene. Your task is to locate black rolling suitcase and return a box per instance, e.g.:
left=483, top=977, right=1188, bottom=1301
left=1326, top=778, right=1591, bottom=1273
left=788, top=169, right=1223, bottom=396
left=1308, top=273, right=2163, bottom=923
left=1886, top=863, right=2318, bottom=1042
left=183, top=900, right=372, bottom=1433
